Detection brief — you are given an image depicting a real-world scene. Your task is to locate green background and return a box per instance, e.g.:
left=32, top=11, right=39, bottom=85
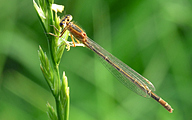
left=0, top=0, right=192, bottom=119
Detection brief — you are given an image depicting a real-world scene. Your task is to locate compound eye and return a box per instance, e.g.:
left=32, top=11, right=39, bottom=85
left=66, top=15, right=73, bottom=21
left=60, top=22, right=64, bottom=27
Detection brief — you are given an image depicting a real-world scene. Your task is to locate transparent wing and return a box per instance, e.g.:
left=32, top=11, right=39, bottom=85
left=85, top=37, right=155, bottom=98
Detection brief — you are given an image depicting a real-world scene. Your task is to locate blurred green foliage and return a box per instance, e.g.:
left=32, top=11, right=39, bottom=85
left=0, top=0, right=192, bottom=120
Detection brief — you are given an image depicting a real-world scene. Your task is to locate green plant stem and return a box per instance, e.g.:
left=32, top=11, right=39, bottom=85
left=34, top=0, right=70, bottom=119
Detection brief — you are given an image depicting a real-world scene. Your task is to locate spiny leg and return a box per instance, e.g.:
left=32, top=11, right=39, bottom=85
left=74, top=38, right=80, bottom=44
left=50, top=25, right=60, bottom=32
left=69, top=35, right=85, bottom=47
left=48, top=25, right=60, bottom=37
left=59, top=26, right=68, bottom=37
left=48, top=32, right=59, bottom=37
left=70, top=34, right=76, bottom=47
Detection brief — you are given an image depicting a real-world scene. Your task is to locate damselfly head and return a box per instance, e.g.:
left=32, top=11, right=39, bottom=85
left=60, top=15, right=73, bottom=27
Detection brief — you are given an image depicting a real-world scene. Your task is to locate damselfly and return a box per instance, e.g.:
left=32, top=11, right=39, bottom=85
left=52, top=14, right=173, bottom=113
